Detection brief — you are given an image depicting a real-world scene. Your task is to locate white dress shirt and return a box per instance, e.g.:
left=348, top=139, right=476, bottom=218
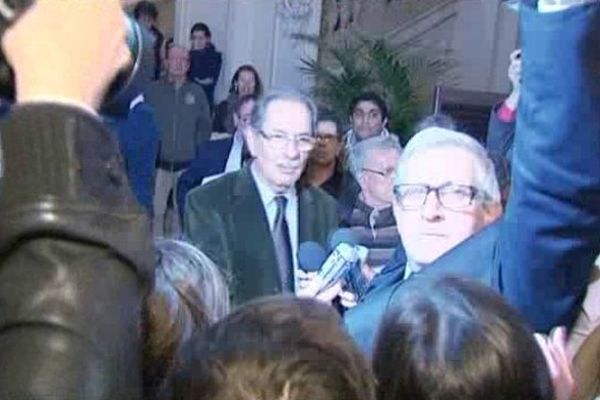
left=203, top=130, right=245, bottom=185
left=251, top=163, right=300, bottom=291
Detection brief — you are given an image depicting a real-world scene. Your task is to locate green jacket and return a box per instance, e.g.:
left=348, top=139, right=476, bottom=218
left=184, top=165, right=338, bottom=305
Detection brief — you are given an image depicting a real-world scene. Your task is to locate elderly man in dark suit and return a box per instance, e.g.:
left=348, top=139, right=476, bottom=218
left=184, top=91, right=338, bottom=305
left=346, top=0, right=600, bottom=355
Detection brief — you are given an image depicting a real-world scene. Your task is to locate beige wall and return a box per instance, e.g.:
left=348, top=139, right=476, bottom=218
left=172, top=0, right=519, bottom=98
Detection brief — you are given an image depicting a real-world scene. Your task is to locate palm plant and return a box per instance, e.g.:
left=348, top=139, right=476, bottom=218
left=300, top=35, right=455, bottom=143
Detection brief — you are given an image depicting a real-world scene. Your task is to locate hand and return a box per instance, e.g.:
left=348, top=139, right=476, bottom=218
left=504, top=49, right=522, bottom=110
left=534, top=327, right=576, bottom=400
left=296, top=270, right=344, bottom=304
left=2, top=0, right=132, bottom=110
left=361, top=262, right=376, bottom=282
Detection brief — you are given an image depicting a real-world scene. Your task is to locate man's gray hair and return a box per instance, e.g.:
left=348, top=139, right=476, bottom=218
left=249, top=89, right=318, bottom=135
left=349, top=134, right=403, bottom=179
left=154, top=238, right=230, bottom=325
left=395, top=127, right=501, bottom=204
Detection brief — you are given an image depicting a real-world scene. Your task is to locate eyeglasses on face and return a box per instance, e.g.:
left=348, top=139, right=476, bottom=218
left=393, top=182, right=485, bottom=210
left=258, top=129, right=316, bottom=152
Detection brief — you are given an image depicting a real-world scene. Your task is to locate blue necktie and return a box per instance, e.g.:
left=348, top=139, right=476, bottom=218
left=272, top=196, right=294, bottom=292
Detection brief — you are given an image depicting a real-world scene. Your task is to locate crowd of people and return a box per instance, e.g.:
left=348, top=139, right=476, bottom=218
left=0, top=0, right=599, bottom=400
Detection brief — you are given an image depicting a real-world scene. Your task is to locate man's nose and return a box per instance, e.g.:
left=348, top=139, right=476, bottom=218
left=283, top=138, right=301, bottom=159
left=420, top=190, right=443, bottom=221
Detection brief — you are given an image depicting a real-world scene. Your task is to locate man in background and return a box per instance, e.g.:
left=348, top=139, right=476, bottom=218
left=146, top=45, right=211, bottom=237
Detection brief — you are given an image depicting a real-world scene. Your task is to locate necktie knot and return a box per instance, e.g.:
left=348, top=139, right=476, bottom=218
left=275, top=195, right=288, bottom=211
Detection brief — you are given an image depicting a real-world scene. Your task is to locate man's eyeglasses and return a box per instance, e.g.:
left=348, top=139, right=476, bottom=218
left=362, top=167, right=395, bottom=178
left=393, top=183, right=485, bottom=210
left=258, top=130, right=316, bottom=152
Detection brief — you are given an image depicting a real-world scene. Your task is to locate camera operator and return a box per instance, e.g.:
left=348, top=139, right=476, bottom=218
left=0, top=1, right=152, bottom=399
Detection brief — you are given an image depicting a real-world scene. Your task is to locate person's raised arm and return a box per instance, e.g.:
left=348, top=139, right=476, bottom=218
left=0, top=1, right=153, bottom=398
left=500, top=0, right=600, bottom=332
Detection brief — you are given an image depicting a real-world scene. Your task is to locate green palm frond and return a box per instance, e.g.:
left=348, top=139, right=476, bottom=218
left=299, top=33, right=456, bottom=142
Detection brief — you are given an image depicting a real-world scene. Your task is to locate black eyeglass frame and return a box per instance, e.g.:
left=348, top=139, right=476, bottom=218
left=393, top=182, right=487, bottom=210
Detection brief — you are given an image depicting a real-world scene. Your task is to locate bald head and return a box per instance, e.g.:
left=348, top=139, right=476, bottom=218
left=167, top=45, right=189, bottom=82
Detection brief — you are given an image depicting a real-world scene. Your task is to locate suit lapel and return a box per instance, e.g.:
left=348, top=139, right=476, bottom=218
left=298, top=186, right=316, bottom=243
left=230, top=166, right=281, bottom=295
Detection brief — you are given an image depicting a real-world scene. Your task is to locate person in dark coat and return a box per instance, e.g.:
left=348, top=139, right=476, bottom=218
left=188, top=22, right=222, bottom=106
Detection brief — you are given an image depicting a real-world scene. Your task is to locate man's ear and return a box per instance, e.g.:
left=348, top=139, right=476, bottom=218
left=244, top=127, right=258, bottom=157
left=233, top=113, right=240, bottom=130
left=483, top=202, right=503, bottom=225
left=334, top=139, right=343, bottom=157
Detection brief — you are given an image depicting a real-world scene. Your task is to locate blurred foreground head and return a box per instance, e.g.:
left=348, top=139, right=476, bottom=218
left=172, top=296, right=376, bottom=400
left=374, top=277, right=553, bottom=400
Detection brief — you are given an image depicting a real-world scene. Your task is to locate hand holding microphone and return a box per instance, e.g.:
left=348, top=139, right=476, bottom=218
left=296, top=229, right=367, bottom=306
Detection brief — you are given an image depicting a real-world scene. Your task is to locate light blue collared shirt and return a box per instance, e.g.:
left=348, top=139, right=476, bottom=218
left=251, top=163, right=300, bottom=291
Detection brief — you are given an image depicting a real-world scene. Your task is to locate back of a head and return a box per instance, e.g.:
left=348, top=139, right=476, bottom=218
left=172, top=296, right=376, bottom=400
left=373, top=277, right=553, bottom=400
left=144, top=238, right=230, bottom=399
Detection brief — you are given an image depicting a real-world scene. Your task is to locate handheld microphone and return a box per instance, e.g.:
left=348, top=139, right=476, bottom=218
left=297, top=230, right=369, bottom=297
left=298, top=241, right=327, bottom=273
left=316, top=241, right=364, bottom=294
left=328, top=228, right=371, bottom=300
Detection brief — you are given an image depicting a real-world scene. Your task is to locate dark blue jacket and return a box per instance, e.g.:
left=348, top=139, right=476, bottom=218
left=346, top=2, right=600, bottom=355
left=486, top=102, right=516, bottom=162
left=189, top=45, right=222, bottom=106
left=104, top=102, right=160, bottom=213
left=176, top=137, right=234, bottom=220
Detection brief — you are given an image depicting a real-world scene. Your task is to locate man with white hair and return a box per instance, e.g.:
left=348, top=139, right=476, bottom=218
left=364, top=128, right=502, bottom=292
left=339, top=135, right=403, bottom=272
left=346, top=0, right=600, bottom=354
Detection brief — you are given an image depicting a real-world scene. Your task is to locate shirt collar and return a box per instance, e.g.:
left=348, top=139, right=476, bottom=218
left=250, top=162, right=296, bottom=207
left=403, top=259, right=424, bottom=280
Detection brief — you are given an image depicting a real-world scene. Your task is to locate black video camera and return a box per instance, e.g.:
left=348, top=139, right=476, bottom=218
left=0, top=0, right=154, bottom=116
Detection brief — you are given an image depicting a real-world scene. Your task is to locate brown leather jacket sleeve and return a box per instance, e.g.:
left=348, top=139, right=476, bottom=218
left=0, top=104, right=153, bottom=400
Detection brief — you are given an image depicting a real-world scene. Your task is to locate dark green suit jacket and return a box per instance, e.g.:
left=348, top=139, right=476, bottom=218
left=184, top=165, right=338, bottom=305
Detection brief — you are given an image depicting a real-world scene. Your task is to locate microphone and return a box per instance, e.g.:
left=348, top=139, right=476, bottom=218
left=329, top=228, right=360, bottom=249
left=316, top=241, right=362, bottom=294
left=297, top=229, right=367, bottom=295
left=328, top=228, right=371, bottom=300
left=298, top=241, right=327, bottom=273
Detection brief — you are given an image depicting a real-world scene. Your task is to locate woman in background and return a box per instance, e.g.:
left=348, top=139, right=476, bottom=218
left=213, top=64, right=263, bottom=134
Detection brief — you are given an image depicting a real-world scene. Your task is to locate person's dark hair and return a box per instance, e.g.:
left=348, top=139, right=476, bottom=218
left=134, top=1, right=158, bottom=20
left=143, top=238, right=230, bottom=400
left=233, top=94, right=258, bottom=117
left=349, top=92, right=389, bottom=121
left=163, top=37, right=175, bottom=59
left=190, top=22, right=212, bottom=39
left=172, top=296, right=376, bottom=400
left=228, top=64, right=263, bottom=97
left=317, top=108, right=343, bottom=138
left=414, top=112, right=457, bottom=132
left=250, top=90, right=317, bottom=136
left=373, top=277, right=553, bottom=400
